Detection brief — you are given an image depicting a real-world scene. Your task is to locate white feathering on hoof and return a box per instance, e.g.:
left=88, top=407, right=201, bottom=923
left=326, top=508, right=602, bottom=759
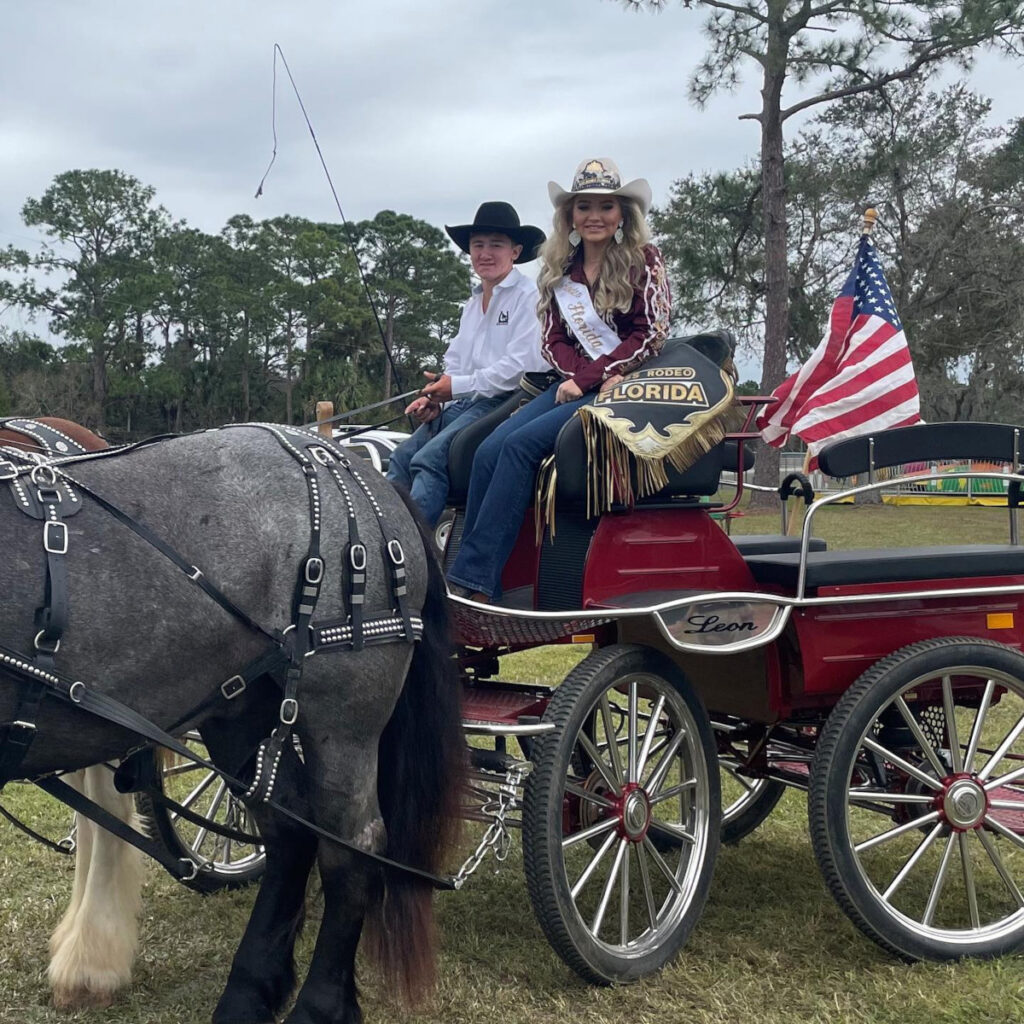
left=48, top=765, right=144, bottom=1009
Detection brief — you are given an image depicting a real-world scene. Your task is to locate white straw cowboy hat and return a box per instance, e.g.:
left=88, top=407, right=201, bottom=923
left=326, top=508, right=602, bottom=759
left=547, top=158, right=653, bottom=216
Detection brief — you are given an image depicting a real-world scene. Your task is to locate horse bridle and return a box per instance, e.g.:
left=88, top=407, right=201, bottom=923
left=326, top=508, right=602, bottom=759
left=0, top=422, right=455, bottom=889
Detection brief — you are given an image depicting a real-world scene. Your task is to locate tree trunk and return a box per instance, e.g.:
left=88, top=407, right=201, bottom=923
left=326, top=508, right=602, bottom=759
left=91, top=337, right=108, bottom=431
left=242, top=313, right=251, bottom=421
left=382, top=312, right=395, bottom=399
left=751, top=11, right=789, bottom=509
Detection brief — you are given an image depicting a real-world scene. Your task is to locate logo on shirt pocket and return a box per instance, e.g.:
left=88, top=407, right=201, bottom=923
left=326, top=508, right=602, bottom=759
left=497, top=310, right=509, bottom=325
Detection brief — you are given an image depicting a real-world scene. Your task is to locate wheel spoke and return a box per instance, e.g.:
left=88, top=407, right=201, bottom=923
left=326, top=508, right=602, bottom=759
left=636, top=695, right=666, bottom=782
left=648, top=817, right=696, bottom=845
left=853, top=810, right=941, bottom=853
left=643, top=728, right=686, bottom=794
left=627, top=683, right=639, bottom=784
left=923, top=832, right=957, bottom=926
left=191, top=780, right=227, bottom=855
left=848, top=787, right=935, bottom=805
left=577, top=730, right=620, bottom=794
left=635, top=840, right=659, bottom=933
left=564, top=781, right=615, bottom=809
left=894, top=696, right=948, bottom=779
left=649, top=779, right=697, bottom=805
left=984, top=763, right=1024, bottom=793
left=941, top=675, right=963, bottom=774
left=978, top=713, right=1024, bottom=781
left=641, top=835, right=682, bottom=894
left=983, top=814, right=1024, bottom=852
left=619, top=842, right=631, bottom=946
left=721, top=764, right=756, bottom=792
left=563, top=816, right=618, bottom=850
left=592, top=839, right=628, bottom=936
left=862, top=737, right=944, bottom=791
left=170, top=769, right=217, bottom=821
left=599, top=695, right=624, bottom=786
left=977, top=828, right=1024, bottom=907
left=964, top=679, right=996, bottom=774
left=882, top=822, right=944, bottom=900
left=958, top=832, right=981, bottom=929
left=570, top=829, right=618, bottom=899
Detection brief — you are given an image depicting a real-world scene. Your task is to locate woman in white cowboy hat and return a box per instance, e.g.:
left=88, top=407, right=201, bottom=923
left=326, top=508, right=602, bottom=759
left=447, top=158, right=670, bottom=602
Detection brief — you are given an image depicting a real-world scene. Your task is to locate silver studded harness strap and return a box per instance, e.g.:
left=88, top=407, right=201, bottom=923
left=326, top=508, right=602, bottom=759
left=0, top=426, right=452, bottom=888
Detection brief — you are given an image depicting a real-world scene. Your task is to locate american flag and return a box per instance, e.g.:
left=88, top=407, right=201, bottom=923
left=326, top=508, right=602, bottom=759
left=757, top=234, right=921, bottom=464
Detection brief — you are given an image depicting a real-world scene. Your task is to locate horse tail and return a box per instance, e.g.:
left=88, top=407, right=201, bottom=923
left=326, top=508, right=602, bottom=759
left=365, top=513, right=464, bottom=1005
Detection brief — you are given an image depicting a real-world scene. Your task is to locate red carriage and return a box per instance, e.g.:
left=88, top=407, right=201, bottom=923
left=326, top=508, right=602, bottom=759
left=432, top=333, right=1024, bottom=981
left=8, top=331, right=1024, bottom=998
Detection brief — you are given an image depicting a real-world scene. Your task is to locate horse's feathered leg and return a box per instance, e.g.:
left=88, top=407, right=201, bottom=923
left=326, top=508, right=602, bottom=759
left=203, top=714, right=318, bottom=1024
left=285, top=839, right=373, bottom=1024
left=48, top=764, right=143, bottom=1009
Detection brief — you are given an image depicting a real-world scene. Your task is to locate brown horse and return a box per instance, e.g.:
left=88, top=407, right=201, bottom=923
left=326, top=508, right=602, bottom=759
left=1, top=417, right=144, bottom=1009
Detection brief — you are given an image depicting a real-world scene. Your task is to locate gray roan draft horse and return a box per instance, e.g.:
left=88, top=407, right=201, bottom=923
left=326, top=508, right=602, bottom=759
left=0, top=423, right=464, bottom=1024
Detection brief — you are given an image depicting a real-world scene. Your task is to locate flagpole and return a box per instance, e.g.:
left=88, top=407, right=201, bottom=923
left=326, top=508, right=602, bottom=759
left=861, top=207, right=877, bottom=235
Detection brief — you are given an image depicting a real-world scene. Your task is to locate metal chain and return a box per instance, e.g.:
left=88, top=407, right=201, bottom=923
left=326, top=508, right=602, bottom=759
left=452, top=760, right=530, bottom=890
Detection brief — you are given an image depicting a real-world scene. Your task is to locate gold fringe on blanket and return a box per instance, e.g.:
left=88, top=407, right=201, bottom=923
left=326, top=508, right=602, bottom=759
left=538, top=366, right=741, bottom=530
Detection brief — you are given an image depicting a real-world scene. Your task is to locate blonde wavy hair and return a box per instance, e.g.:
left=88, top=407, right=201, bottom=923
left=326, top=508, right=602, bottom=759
left=536, top=194, right=651, bottom=318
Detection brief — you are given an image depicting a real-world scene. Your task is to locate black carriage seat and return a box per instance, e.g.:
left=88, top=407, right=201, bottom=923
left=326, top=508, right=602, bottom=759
left=551, top=332, right=740, bottom=507
left=731, top=534, right=826, bottom=557
left=746, top=420, right=1024, bottom=590
left=746, top=544, right=1024, bottom=590
left=446, top=385, right=538, bottom=506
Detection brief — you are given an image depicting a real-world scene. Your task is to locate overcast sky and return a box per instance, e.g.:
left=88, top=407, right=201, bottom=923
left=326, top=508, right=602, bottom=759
left=2, top=0, right=1022, bottom=371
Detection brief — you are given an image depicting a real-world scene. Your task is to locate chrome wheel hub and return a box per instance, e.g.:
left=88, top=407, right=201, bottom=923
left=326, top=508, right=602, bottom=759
left=942, top=777, right=987, bottom=830
left=619, top=786, right=652, bottom=841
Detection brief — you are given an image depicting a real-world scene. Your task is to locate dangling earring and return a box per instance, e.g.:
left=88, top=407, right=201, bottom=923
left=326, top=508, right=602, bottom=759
left=613, top=222, right=624, bottom=244
left=568, top=228, right=581, bottom=247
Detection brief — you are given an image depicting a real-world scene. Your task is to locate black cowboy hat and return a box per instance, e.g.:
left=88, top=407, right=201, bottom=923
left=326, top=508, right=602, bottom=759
left=445, top=201, right=546, bottom=264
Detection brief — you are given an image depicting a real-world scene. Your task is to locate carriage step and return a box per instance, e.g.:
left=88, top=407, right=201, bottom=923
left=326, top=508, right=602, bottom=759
left=461, top=682, right=553, bottom=736
left=469, top=747, right=531, bottom=774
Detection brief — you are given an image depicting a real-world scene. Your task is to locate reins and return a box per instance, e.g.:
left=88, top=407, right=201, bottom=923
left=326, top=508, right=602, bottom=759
left=0, top=424, right=455, bottom=890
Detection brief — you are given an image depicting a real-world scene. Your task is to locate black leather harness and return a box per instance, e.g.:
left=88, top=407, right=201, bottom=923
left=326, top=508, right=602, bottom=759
left=0, top=422, right=452, bottom=889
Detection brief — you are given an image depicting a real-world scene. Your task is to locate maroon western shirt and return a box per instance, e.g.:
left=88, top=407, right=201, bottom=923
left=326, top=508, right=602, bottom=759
left=540, top=243, right=671, bottom=393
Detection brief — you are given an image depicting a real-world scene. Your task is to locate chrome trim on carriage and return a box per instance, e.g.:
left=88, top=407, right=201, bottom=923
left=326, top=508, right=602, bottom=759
left=179, top=858, right=200, bottom=882
left=461, top=720, right=556, bottom=736
left=796, top=469, right=1024, bottom=600
left=449, top=468, right=1024, bottom=655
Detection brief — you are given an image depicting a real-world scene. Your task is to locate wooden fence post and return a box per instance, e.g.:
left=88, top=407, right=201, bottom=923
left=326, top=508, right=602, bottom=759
left=315, top=401, right=334, bottom=439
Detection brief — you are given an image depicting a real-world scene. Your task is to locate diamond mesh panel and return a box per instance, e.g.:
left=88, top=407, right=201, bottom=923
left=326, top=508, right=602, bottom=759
left=451, top=602, right=610, bottom=648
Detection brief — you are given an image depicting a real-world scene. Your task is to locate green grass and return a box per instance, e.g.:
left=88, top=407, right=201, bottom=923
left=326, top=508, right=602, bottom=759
left=3, top=504, right=1024, bottom=1023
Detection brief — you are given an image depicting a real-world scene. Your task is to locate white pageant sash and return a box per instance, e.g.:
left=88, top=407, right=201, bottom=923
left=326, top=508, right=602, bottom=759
left=553, top=277, right=621, bottom=360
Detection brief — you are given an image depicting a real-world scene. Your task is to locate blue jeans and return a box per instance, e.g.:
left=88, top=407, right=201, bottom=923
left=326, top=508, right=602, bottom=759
left=386, top=395, right=506, bottom=527
left=447, top=384, right=595, bottom=598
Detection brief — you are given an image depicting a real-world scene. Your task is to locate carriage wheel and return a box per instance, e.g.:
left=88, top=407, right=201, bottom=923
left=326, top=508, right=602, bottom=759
left=522, top=644, right=720, bottom=983
left=809, top=637, right=1024, bottom=960
left=715, top=719, right=786, bottom=845
left=135, top=733, right=266, bottom=893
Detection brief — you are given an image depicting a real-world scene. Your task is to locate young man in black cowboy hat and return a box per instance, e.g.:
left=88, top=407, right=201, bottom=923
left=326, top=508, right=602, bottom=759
left=386, top=201, right=547, bottom=527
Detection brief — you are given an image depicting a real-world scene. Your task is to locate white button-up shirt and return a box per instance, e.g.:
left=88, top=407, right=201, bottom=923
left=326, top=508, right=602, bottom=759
left=444, top=268, right=548, bottom=399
